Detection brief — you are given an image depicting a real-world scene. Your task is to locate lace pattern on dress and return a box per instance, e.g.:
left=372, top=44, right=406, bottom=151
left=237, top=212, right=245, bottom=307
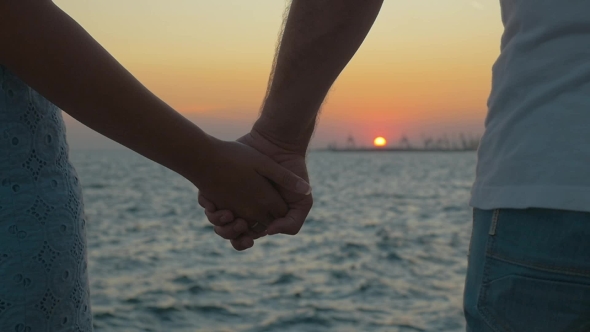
left=0, top=65, right=93, bottom=332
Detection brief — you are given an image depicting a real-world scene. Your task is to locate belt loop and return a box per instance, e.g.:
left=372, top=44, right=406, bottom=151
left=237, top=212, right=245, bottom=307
left=489, top=209, right=500, bottom=235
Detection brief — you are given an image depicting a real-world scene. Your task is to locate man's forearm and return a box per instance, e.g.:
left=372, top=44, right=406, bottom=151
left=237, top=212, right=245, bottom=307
left=253, top=0, right=383, bottom=152
left=0, top=1, right=214, bottom=184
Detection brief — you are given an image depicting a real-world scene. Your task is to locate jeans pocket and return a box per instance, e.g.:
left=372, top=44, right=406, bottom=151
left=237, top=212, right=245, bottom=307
left=485, top=209, right=590, bottom=277
left=478, top=273, right=590, bottom=332
left=478, top=208, right=590, bottom=331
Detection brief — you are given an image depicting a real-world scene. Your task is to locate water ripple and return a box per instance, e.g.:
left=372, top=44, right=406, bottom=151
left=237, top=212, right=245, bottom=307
left=71, top=150, right=476, bottom=331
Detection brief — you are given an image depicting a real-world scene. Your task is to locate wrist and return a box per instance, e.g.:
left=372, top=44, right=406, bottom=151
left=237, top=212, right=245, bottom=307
left=178, top=132, right=220, bottom=188
left=251, top=114, right=312, bottom=156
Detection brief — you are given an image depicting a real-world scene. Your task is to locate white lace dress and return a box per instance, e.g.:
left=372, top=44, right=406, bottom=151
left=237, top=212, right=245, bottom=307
left=0, top=65, right=93, bottom=331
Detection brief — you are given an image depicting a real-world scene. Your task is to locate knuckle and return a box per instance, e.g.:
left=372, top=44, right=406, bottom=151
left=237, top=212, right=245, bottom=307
left=214, top=227, right=232, bottom=239
left=231, top=240, right=242, bottom=250
left=206, top=215, right=220, bottom=225
left=222, top=233, right=235, bottom=240
left=283, top=227, right=300, bottom=236
left=285, top=217, right=303, bottom=235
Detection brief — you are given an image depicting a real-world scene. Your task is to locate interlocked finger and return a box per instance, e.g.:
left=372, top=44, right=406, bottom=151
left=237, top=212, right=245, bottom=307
left=213, top=218, right=248, bottom=239
left=206, top=209, right=235, bottom=226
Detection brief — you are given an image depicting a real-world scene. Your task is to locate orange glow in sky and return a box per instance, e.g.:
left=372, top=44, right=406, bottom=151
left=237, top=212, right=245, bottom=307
left=54, top=0, right=502, bottom=149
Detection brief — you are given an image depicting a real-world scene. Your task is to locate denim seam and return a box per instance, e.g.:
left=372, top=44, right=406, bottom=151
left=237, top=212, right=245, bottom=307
left=479, top=272, right=514, bottom=330
left=478, top=283, right=515, bottom=332
left=486, top=254, right=590, bottom=278
left=488, top=209, right=499, bottom=236
left=477, top=209, right=509, bottom=332
left=468, top=209, right=475, bottom=258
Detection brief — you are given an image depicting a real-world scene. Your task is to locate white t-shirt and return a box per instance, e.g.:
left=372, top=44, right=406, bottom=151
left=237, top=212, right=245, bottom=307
left=470, top=1, right=590, bottom=212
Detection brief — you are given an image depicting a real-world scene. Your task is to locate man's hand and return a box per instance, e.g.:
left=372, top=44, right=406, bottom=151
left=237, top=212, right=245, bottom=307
left=198, top=130, right=313, bottom=249
left=195, top=136, right=311, bottom=250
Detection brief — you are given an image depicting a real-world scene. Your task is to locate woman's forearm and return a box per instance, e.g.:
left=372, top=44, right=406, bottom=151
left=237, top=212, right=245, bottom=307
left=0, top=1, right=212, bottom=184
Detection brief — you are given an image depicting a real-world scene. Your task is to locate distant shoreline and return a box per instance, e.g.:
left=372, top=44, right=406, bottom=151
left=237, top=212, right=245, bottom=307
left=312, top=148, right=477, bottom=152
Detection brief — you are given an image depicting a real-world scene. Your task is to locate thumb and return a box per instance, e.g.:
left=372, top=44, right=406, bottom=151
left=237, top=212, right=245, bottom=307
left=266, top=208, right=307, bottom=235
left=257, top=158, right=311, bottom=195
left=197, top=191, right=217, bottom=212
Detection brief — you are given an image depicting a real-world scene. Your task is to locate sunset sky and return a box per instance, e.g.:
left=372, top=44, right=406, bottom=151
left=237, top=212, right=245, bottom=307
left=54, top=0, right=503, bottom=149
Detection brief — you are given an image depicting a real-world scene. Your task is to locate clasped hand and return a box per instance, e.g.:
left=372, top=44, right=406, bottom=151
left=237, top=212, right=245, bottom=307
left=197, top=131, right=313, bottom=251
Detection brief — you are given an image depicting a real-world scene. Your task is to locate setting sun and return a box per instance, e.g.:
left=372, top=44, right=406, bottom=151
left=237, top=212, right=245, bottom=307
left=374, top=137, right=387, bottom=147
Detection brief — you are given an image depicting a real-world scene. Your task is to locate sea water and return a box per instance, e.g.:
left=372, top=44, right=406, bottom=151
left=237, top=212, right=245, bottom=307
left=71, top=150, right=476, bottom=332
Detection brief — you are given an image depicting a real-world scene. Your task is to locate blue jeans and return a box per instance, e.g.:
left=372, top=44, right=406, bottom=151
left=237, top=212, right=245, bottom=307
left=464, top=208, right=590, bottom=332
